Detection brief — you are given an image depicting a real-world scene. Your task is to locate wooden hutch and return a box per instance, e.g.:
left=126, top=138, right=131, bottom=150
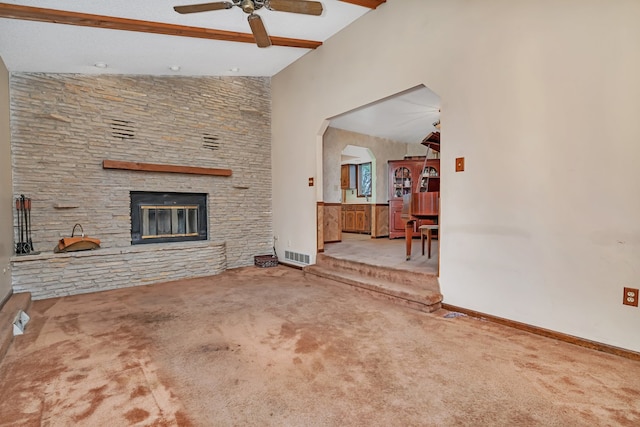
left=388, top=133, right=440, bottom=239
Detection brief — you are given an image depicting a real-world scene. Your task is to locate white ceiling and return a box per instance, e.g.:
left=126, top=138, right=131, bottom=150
left=0, top=0, right=439, bottom=143
left=0, top=0, right=372, bottom=76
left=330, top=85, right=441, bottom=144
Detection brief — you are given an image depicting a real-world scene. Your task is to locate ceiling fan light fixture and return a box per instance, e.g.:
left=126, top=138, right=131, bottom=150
left=240, top=0, right=255, bottom=13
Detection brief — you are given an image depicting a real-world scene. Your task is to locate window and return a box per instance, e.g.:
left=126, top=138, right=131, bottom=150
left=357, top=162, right=372, bottom=197
left=130, top=192, right=207, bottom=244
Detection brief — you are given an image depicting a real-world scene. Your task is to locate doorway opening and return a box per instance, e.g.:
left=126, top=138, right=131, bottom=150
left=319, top=84, right=441, bottom=275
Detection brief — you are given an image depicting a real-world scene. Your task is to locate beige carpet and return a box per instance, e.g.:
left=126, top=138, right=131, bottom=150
left=1, top=266, right=639, bottom=426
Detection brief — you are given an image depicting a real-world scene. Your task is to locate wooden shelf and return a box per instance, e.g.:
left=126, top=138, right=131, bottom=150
left=102, top=160, right=232, bottom=177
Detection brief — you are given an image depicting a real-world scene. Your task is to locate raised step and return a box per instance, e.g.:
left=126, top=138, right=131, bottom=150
left=0, top=292, right=32, bottom=362
left=303, top=254, right=442, bottom=313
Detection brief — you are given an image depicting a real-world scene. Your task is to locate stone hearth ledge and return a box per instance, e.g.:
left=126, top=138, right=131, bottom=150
left=10, top=240, right=226, bottom=262
left=10, top=241, right=227, bottom=300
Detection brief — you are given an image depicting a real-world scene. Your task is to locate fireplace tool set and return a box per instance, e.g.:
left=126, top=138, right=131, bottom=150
left=15, top=194, right=34, bottom=255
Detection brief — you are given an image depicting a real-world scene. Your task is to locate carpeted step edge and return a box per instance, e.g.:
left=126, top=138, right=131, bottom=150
left=304, top=265, right=442, bottom=313
left=315, top=253, right=438, bottom=288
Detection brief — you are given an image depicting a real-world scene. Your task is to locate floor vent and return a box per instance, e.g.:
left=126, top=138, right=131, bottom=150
left=203, top=134, right=221, bottom=150
left=13, top=310, right=30, bottom=336
left=109, top=119, right=135, bottom=139
left=284, top=250, right=310, bottom=265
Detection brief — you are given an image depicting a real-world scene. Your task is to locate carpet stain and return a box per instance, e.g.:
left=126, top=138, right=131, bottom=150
left=124, top=407, right=150, bottom=423
left=279, top=322, right=297, bottom=339
left=66, top=373, right=88, bottom=382
left=57, top=314, right=81, bottom=335
left=295, top=332, right=320, bottom=354
left=606, top=407, right=640, bottom=426
left=198, top=343, right=230, bottom=353
left=72, top=351, right=91, bottom=361
left=622, top=387, right=640, bottom=397
left=174, top=410, right=194, bottom=426
left=130, top=385, right=151, bottom=398
left=560, top=375, right=578, bottom=387
left=118, top=312, right=178, bottom=324
left=73, top=384, right=108, bottom=422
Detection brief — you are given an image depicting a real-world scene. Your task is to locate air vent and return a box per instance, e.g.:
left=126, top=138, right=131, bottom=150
left=109, top=119, right=135, bottom=139
left=284, top=250, right=310, bottom=265
left=203, top=134, right=221, bottom=150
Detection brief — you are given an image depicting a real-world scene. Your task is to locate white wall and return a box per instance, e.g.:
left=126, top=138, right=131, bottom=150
left=272, top=0, right=640, bottom=351
left=0, top=56, right=12, bottom=303
left=323, top=127, right=409, bottom=204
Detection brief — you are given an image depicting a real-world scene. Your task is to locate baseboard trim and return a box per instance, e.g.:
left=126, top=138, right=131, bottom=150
left=0, top=290, right=12, bottom=310
left=442, top=303, right=640, bottom=362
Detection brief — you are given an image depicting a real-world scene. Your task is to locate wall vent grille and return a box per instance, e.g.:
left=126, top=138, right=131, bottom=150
left=109, top=119, right=135, bottom=139
left=284, top=250, right=310, bottom=265
left=203, top=134, right=221, bottom=150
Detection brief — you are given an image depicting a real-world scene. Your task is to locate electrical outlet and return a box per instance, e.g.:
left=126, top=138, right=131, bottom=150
left=623, top=287, right=639, bottom=307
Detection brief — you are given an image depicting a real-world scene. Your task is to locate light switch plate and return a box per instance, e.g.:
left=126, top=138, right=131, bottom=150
left=456, top=157, right=465, bottom=172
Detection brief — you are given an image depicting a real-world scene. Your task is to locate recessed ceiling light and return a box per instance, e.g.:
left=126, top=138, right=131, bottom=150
left=94, top=62, right=108, bottom=68
left=229, top=67, right=240, bottom=73
left=169, top=65, right=181, bottom=72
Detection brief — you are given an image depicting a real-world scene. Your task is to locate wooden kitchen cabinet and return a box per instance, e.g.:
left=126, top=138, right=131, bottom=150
left=340, top=164, right=356, bottom=189
left=341, top=204, right=371, bottom=234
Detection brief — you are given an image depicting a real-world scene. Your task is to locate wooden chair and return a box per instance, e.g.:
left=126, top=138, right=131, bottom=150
left=419, top=224, right=439, bottom=259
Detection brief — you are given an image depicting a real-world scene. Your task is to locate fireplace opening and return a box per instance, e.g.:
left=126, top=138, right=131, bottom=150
left=130, top=191, right=207, bottom=245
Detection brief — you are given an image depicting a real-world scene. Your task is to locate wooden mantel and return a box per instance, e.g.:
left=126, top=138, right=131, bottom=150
left=102, top=160, right=232, bottom=177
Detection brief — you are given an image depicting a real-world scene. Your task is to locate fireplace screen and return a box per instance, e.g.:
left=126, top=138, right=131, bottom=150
left=131, top=192, right=207, bottom=244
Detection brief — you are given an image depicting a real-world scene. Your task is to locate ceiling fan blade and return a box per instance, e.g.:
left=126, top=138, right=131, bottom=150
left=266, top=0, right=324, bottom=16
left=174, top=2, right=233, bottom=14
left=248, top=14, right=272, bottom=48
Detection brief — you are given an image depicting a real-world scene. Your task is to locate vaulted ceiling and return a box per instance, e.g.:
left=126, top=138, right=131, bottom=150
left=0, top=0, right=385, bottom=76
left=0, top=1, right=439, bottom=144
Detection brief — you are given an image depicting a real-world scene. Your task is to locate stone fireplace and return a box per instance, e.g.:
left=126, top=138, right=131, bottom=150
left=9, top=73, right=273, bottom=299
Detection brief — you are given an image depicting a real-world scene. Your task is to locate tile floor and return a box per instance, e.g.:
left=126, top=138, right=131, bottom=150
left=323, top=232, right=438, bottom=274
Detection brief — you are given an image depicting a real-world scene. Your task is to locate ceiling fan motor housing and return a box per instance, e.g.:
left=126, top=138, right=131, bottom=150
left=238, top=0, right=266, bottom=14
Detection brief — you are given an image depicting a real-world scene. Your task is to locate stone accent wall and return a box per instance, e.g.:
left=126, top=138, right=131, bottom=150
left=9, top=73, right=272, bottom=298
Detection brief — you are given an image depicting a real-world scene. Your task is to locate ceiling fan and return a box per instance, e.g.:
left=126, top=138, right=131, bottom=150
left=174, top=0, right=324, bottom=48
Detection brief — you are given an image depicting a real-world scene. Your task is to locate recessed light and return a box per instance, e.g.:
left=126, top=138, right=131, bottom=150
left=94, top=62, right=108, bottom=68
left=229, top=67, right=240, bottom=72
left=169, top=65, right=181, bottom=72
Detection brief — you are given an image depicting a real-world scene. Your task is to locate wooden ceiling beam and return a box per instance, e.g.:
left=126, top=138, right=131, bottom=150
left=339, top=0, right=386, bottom=9
left=0, top=3, right=322, bottom=49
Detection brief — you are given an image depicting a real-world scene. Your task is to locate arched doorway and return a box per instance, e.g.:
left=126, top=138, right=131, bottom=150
left=318, top=84, right=441, bottom=273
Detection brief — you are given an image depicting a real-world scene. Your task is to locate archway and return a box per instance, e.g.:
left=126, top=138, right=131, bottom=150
left=318, top=84, right=441, bottom=272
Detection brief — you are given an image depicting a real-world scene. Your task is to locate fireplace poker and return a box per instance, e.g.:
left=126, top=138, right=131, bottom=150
left=15, top=195, right=33, bottom=254
left=15, top=197, right=23, bottom=253
left=25, top=196, right=33, bottom=252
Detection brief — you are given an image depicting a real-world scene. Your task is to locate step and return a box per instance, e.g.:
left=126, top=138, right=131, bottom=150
left=0, top=292, right=32, bottom=362
left=304, top=254, right=442, bottom=313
